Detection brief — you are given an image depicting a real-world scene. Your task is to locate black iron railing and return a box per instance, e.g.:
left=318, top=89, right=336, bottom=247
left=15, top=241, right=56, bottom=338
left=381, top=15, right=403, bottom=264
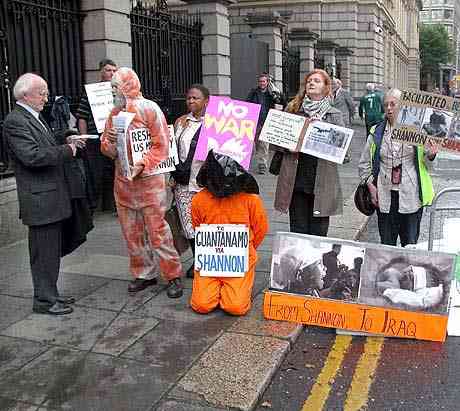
left=283, top=47, right=300, bottom=100
left=131, top=0, right=202, bottom=123
left=0, top=0, right=85, bottom=178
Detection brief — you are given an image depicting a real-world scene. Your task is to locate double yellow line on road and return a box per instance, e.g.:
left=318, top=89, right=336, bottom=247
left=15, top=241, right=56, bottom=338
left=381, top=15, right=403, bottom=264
left=302, top=335, right=384, bottom=411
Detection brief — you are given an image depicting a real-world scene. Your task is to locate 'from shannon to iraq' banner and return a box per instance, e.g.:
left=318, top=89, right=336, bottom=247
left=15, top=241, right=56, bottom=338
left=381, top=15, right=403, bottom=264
left=194, top=96, right=261, bottom=170
left=264, top=231, right=458, bottom=342
left=195, top=224, right=249, bottom=277
left=392, top=89, right=460, bottom=154
left=84, top=81, right=114, bottom=133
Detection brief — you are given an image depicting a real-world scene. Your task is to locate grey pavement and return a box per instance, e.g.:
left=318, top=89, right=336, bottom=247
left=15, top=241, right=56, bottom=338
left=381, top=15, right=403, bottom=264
left=0, top=124, right=369, bottom=411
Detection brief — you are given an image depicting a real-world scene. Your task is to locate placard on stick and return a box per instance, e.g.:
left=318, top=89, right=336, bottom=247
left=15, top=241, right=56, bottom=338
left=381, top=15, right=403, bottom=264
left=84, top=81, right=114, bottom=133
left=195, top=224, right=249, bottom=277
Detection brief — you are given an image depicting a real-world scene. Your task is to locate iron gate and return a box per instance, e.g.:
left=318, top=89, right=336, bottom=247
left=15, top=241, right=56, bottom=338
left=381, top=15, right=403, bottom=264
left=0, top=0, right=85, bottom=177
left=131, top=0, right=202, bottom=122
left=282, top=46, right=300, bottom=99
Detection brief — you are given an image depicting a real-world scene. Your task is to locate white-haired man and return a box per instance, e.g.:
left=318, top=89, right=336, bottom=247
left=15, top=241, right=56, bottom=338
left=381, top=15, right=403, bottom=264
left=358, top=82, right=384, bottom=136
left=3, top=73, right=82, bottom=315
left=332, top=79, right=355, bottom=127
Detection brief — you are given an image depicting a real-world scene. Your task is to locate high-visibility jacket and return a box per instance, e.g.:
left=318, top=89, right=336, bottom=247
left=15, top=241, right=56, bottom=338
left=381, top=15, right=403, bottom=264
left=369, top=121, right=434, bottom=207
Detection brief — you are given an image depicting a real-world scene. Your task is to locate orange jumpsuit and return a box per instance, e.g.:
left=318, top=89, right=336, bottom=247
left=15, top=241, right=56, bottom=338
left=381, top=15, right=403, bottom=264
left=101, top=69, right=182, bottom=281
left=190, top=190, right=269, bottom=315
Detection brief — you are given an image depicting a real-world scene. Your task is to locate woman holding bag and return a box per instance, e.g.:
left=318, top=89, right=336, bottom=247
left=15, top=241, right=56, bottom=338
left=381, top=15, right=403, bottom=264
left=171, top=84, right=210, bottom=278
left=274, top=69, right=344, bottom=236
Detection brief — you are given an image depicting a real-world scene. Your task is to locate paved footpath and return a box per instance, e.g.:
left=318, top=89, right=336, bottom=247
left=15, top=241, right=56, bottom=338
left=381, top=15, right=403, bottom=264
left=0, top=124, right=368, bottom=411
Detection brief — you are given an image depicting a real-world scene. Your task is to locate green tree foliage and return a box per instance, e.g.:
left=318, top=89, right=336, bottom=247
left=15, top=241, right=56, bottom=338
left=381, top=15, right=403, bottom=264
left=419, top=24, right=454, bottom=85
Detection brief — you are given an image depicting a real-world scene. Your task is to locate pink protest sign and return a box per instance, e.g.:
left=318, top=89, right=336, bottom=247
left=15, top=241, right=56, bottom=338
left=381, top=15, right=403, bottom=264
left=194, top=96, right=261, bottom=169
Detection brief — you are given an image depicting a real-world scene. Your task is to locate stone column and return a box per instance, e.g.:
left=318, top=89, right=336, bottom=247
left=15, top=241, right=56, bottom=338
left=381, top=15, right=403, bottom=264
left=336, top=47, right=353, bottom=89
left=316, top=40, right=338, bottom=78
left=245, top=11, right=287, bottom=91
left=80, top=0, right=132, bottom=83
left=289, top=28, right=319, bottom=83
left=183, top=0, right=234, bottom=95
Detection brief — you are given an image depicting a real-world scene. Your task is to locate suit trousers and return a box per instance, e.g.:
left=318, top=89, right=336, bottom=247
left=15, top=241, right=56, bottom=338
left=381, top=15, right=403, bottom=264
left=28, top=221, right=62, bottom=308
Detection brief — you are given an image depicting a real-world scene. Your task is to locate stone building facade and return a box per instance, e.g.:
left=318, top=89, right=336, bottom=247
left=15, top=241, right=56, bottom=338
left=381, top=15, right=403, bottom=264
left=229, top=0, right=422, bottom=99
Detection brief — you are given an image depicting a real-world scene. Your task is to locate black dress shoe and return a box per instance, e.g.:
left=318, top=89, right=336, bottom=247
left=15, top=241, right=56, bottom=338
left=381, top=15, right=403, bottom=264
left=128, top=278, right=158, bottom=293
left=186, top=265, right=195, bottom=279
left=57, top=295, right=76, bottom=305
left=33, top=302, right=73, bottom=315
left=167, top=278, right=183, bottom=298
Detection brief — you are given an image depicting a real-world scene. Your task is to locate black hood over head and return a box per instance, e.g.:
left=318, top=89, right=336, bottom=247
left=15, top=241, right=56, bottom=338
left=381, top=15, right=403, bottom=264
left=196, top=150, right=259, bottom=197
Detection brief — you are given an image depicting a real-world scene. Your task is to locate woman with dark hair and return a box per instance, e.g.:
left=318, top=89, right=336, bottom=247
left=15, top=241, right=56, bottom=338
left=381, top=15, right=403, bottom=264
left=190, top=151, right=269, bottom=316
left=274, top=69, right=344, bottom=236
left=171, top=84, right=210, bottom=277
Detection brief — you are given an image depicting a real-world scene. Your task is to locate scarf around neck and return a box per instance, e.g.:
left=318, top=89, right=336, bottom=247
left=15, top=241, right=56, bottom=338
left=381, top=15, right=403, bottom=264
left=302, top=95, right=332, bottom=120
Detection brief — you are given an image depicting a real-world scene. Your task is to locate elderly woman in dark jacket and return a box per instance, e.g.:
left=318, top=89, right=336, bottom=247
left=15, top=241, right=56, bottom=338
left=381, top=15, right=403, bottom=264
left=274, top=69, right=344, bottom=236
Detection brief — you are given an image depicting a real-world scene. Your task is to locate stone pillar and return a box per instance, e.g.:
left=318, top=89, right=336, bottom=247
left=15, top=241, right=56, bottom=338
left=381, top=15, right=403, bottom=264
left=289, top=28, right=319, bottom=84
left=80, top=0, right=132, bottom=83
left=245, top=12, right=287, bottom=91
left=183, top=0, right=234, bottom=95
left=336, top=47, right=353, bottom=89
left=316, top=40, right=338, bottom=79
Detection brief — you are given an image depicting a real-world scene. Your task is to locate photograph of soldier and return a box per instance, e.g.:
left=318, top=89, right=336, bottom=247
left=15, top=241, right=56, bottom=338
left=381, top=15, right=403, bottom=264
left=421, top=108, right=452, bottom=138
left=397, top=105, right=425, bottom=128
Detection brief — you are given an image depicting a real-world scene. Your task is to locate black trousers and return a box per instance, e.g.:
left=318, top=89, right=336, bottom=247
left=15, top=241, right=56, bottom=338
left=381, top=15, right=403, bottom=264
left=289, top=191, right=329, bottom=236
left=377, top=190, right=423, bottom=247
left=28, top=221, right=63, bottom=308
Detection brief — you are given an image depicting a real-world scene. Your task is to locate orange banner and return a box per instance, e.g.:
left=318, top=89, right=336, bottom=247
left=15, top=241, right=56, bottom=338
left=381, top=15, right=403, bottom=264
left=263, top=291, right=448, bottom=342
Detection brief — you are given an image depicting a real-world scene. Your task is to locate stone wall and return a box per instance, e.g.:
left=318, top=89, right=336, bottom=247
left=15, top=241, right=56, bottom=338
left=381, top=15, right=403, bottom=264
left=0, top=178, right=27, bottom=247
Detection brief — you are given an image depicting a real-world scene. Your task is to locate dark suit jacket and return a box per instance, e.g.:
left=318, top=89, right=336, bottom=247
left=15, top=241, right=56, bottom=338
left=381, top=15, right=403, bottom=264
left=3, top=104, right=73, bottom=226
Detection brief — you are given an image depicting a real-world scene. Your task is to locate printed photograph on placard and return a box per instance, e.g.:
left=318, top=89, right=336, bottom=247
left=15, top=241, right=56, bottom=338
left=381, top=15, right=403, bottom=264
left=397, top=105, right=425, bottom=129
left=270, top=233, right=364, bottom=302
left=420, top=108, right=453, bottom=138
left=358, top=248, right=453, bottom=314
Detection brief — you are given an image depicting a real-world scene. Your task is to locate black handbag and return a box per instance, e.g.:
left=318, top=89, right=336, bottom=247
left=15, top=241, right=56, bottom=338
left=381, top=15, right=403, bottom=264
left=171, top=125, right=202, bottom=185
left=269, top=151, right=284, bottom=176
left=354, top=181, right=376, bottom=216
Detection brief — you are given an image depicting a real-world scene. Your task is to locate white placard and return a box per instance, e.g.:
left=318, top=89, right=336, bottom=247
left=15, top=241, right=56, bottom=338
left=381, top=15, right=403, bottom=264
left=195, top=224, right=249, bottom=277
left=113, top=112, right=136, bottom=178
left=84, top=82, right=114, bottom=133
left=129, top=125, right=179, bottom=175
left=300, top=121, right=354, bottom=164
left=259, top=109, right=307, bottom=151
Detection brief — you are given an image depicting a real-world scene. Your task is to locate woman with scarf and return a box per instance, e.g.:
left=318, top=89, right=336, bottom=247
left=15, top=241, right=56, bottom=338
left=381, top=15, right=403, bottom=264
left=275, top=69, right=344, bottom=236
left=101, top=67, right=184, bottom=298
left=190, top=151, right=269, bottom=316
left=171, top=84, right=209, bottom=278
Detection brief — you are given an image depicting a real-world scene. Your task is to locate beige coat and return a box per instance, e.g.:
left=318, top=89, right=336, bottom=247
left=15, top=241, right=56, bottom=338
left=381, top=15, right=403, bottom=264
left=274, top=107, right=344, bottom=217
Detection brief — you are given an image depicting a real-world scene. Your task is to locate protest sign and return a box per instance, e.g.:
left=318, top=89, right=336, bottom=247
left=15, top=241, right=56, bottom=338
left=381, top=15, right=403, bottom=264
left=194, top=224, right=249, bottom=277
left=194, top=96, right=261, bottom=170
left=392, top=89, right=460, bottom=154
left=265, top=232, right=457, bottom=342
left=113, top=112, right=135, bottom=178
left=129, top=125, right=178, bottom=175
left=259, top=110, right=354, bottom=163
left=84, top=82, right=114, bottom=133
left=300, top=121, right=354, bottom=164
left=259, top=109, right=308, bottom=152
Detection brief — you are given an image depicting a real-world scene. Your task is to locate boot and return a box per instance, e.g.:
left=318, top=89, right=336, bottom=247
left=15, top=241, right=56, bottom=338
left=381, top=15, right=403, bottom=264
left=187, top=238, right=195, bottom=278
left=128, top=278, right=158, bottom=293
left=167, top=278, right=184, bottom=298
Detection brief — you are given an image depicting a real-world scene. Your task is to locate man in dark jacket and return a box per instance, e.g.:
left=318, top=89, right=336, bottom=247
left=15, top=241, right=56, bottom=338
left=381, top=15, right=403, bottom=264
left=76, top=58, right=117, bottom=211
left=3, top=73, right=82, bottom=315
left=246, top=73, right=284, bottom=174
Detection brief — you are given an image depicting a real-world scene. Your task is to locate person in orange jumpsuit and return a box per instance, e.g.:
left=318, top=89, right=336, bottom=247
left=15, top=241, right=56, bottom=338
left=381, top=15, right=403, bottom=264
left=190, top=151, right=269, bottom=315
left=101, top=67, right=184, bottom=298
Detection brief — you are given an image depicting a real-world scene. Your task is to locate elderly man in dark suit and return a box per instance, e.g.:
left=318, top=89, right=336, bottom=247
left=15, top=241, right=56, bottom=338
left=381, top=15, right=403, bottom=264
left=3, top=73, right=81, bottom=315
left=332, top=78, right=355, bottom=127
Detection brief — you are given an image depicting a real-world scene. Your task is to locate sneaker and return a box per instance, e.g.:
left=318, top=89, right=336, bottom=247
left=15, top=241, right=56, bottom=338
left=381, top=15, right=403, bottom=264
left=258, top=164, right=267, bottom=175
left=128, top=278, right=158, bottom=293
left=167, top=278, right=184, bottom=298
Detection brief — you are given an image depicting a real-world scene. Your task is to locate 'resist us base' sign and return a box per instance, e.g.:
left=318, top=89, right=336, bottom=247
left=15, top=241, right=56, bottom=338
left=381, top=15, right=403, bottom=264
left=194, top=224, right=249, bottom=277
left=264, top=232, right=459, bottom=342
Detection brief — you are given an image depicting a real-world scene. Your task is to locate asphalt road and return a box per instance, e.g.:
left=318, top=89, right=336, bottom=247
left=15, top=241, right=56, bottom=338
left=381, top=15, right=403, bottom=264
left=257, top=134, right=460, bottom=411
